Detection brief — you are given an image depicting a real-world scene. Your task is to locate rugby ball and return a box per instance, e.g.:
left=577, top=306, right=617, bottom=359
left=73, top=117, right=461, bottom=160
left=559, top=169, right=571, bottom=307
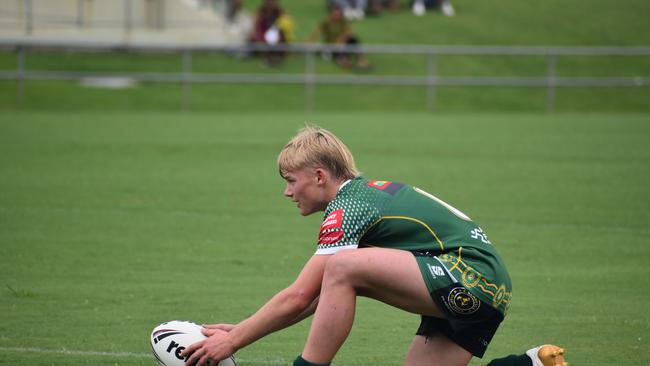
left=150, top=320, right=236, bottom=366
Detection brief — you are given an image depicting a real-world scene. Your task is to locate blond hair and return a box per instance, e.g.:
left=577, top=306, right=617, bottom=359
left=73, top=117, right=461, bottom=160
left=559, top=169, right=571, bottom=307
left=278, top=124, right=359, bottom=179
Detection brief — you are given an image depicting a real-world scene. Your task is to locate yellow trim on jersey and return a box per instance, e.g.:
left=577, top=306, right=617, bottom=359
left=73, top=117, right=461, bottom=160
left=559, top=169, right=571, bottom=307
left=364, top=215, right=445, bottom=251
left=448, top=246, right=463, bottom=273
left=443, top=248, right=512, bottom=312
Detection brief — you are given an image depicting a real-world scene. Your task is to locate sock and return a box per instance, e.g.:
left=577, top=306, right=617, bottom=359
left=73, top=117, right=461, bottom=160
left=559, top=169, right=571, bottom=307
left=485, top=353, right=533, bottom=366
left=292, top=355, right=331, bottom=366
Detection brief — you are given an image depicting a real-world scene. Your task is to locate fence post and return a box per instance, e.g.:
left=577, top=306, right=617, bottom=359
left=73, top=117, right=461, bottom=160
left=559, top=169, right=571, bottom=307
left=17, top=46, right=26, bottom=107
left=426, top=52, right=437, bottom=112
left=159, top=0, right=166, bottom=30
left=24, top=0, right=33, bottom=35
left=77, top=0, right=84, bottom=28
left=182, top=50, right=193, bottom=111
left=304, top=50, right=315, bottom=112
left=546, top=53, right=557, bottom=113
left=124, top=0, right=133, bottom=39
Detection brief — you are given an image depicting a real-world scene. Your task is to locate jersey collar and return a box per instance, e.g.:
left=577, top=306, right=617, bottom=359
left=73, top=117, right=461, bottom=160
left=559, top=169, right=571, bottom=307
left=338, top=179, right=352, bottom=192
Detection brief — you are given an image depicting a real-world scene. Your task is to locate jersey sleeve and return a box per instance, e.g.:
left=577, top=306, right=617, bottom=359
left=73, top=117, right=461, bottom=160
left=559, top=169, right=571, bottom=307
left=315, top=197, right=379, bottom=255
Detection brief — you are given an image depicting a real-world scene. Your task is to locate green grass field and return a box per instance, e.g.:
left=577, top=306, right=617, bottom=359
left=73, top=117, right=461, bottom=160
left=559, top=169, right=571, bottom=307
left=1, top=111, right=649, bottom=365
left=1, top=0, right=649, bottom=364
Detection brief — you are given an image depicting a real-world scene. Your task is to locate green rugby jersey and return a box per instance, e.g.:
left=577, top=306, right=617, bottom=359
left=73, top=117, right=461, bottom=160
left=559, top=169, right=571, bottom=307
left=316, top=177, right=512, bottom=315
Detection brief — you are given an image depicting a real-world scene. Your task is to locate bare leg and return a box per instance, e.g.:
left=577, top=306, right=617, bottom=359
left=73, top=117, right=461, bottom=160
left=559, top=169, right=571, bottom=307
left=301, top=248, right=448, bottom=364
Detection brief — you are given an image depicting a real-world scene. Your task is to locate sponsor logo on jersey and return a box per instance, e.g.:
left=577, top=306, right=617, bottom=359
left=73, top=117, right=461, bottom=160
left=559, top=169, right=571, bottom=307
left=447, top=287, right=480, bottom=315
left=321, top=209, right=343, bottom=231
left=318, top=230, right=344, bottom=245
left=318, top=209, right=344, bottom=245
left=427, top=264, right=445, bottom=278
left=470, top=227, right=491, bottom=244
left=367, top=180, right=404, bottom=195
left=368, top=180, right=392, bottom=190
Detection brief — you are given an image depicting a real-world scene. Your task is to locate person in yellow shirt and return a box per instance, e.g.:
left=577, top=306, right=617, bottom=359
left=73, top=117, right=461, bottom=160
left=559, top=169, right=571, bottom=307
left=309, top=5, right=371, bottom=71
left=276, top=10, right=295, bottom=43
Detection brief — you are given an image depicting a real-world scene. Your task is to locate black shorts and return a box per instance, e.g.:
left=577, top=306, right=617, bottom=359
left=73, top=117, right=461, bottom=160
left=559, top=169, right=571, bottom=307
left=416, top=290, right=504, bottom=357
left=414, top=253, right=505, bottom=357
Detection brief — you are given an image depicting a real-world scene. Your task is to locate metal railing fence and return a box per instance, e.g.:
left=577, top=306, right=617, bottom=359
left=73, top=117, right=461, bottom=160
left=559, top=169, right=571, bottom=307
left=1, top=40, right=649, bottom=112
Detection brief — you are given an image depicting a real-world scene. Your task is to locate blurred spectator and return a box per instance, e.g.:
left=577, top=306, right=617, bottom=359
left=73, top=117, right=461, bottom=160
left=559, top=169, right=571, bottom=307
left=366, top=0, right=401, bottom=16
left=249, top=0, right=292, bottom=66
left=440, top=0, right=455, bottom=16
left=276, top=9, right=296, bottom=43
left=328, top=0, right=367, bottom=20
left=250, top=0, right=281, bottom=44
left=412, top=0, right=455, bottom=16
left=310, top=5, right=371, bottom=71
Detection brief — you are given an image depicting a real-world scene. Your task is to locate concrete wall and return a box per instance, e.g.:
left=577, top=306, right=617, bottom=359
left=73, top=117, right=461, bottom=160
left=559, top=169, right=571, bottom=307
left=0, top=0, right=224, bottom=31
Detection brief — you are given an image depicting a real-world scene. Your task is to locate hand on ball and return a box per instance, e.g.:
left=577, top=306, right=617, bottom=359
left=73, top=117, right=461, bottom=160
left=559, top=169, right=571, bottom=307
left=183, top=329, right=236, bottom=366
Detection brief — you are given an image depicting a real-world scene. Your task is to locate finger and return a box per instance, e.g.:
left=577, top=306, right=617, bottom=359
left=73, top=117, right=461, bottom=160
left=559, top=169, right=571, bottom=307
left=181, top=340, right=203, bottom=358
left=184, top=347, right=203, bottom=366
left=202, top=328, right=218, bottom=336
left=196, top=354, right=210, bottom=366
left=201, top=326, right=232, bottom=336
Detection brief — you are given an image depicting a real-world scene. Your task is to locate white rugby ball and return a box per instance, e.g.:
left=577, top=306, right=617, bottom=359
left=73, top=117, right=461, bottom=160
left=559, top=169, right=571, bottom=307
left=150, top=320, right=236, bottom=366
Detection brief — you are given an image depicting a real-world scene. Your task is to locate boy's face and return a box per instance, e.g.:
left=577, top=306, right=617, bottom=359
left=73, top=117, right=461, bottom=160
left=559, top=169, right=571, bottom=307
left=282, top=167, right=329, bottom=216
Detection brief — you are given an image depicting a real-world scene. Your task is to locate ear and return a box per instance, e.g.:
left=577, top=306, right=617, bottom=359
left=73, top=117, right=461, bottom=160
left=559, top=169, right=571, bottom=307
left=314, top=168, right=328, bottom=185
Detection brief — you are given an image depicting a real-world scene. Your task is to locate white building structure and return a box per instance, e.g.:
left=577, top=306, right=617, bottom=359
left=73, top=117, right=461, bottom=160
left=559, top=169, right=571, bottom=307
left=0, top=0, right=251, bottom=45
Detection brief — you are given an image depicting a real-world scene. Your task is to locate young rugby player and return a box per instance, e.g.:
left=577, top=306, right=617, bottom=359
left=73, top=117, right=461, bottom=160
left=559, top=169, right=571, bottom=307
left=182, top=126, right=568, bottom=366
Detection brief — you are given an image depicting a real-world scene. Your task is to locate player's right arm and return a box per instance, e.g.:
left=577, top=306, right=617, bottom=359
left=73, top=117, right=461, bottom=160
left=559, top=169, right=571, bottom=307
left=203, top=295, right=318, bottom=334
left=202, top=255, right=329, bottom=354
left=184, top=255, right=329, bottom=364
